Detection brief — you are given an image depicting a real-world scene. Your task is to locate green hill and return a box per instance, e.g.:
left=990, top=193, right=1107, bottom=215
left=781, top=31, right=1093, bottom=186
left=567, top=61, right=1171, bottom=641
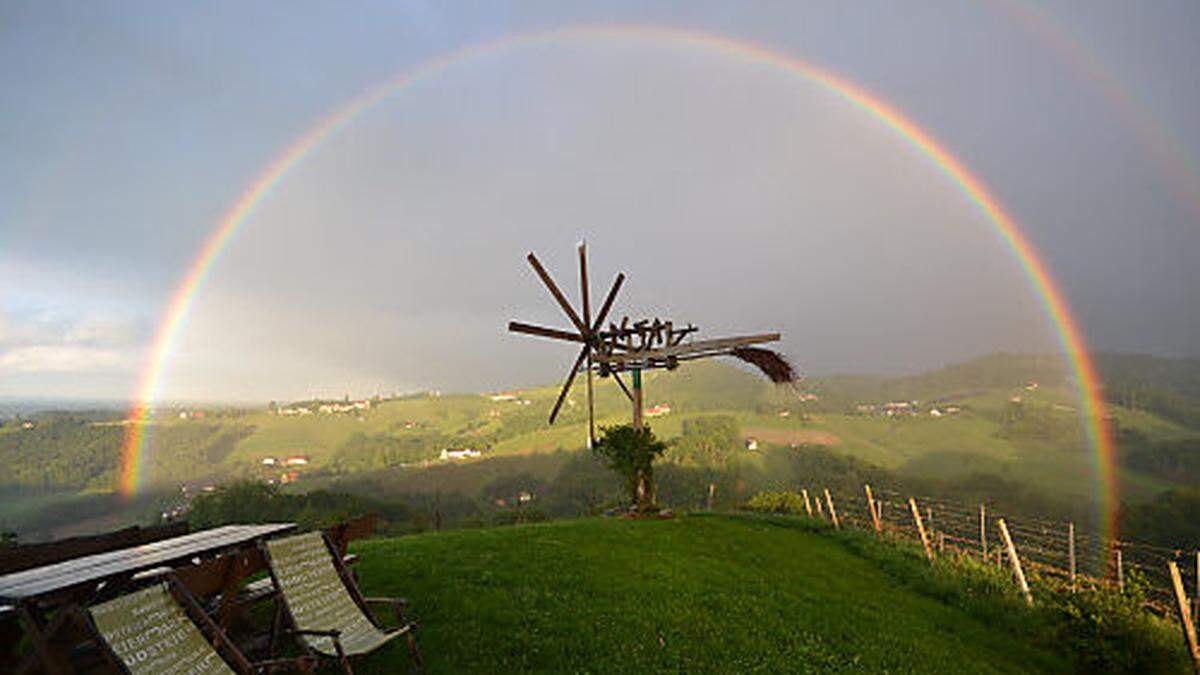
left=344, top=514, right=1187, bottom=673
left=4, top=352, right=1200, bottom=540
left=350, top=515, right=1066, bottom=673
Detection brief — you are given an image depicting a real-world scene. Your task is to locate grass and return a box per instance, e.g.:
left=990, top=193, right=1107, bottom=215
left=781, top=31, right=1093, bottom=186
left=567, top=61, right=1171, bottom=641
left=349, top=514, right=1070, bottom=673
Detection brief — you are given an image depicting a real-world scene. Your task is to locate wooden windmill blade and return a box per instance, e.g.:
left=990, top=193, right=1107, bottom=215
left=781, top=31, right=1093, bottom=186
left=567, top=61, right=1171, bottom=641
left=548, top=344, right=590, bottom=424
left=526, top=252, right=589, bottom=335
left=507, top=321, right=586, bottom=344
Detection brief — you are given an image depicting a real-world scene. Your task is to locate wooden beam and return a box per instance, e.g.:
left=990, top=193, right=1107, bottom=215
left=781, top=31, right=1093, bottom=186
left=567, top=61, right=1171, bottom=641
left=611, top=371, right=633, bottom=402
left=1168, top=560, right=1200, bottom=670
left=508, top=321, right=585, bottom=344
left=591, top=273, right=625, bottom=332
left=548, top=345, right=589, bottom=424
left=865, top=485, right=882, bottom=535
left=998, top=518, right=1033, bottom=606
left=909, top=498, right=933, bottom=562
left=526, top=252, right=588, bottom=335
left=594, top=333, right=781, bottom=367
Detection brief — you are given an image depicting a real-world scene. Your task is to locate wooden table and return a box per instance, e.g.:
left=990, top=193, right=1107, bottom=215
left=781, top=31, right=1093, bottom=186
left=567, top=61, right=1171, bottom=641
left=0, top=523, right=296, bottom=673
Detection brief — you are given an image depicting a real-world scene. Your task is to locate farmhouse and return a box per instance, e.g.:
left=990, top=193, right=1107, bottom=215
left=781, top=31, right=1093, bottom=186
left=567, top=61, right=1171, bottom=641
left=440, top=448, right=482, bottom=461
left=283, top=456, right=309, bottom=466
left=644, top=403, right=671, bottom=418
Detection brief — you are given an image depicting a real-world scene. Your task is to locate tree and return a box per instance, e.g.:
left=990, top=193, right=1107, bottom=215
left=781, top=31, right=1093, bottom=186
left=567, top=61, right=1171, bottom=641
left=592, top=424, right=667, bottom=513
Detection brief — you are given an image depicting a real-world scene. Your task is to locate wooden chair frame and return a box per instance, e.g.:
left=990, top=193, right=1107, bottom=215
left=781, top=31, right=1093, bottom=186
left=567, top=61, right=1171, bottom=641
left=18, top=576, right=313, bottom=674
left=261, top=532, right=421, bottom=673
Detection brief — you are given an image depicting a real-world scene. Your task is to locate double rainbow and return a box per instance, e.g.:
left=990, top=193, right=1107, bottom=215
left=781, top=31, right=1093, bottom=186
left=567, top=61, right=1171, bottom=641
left=120, top=25, right=1117, bottom=539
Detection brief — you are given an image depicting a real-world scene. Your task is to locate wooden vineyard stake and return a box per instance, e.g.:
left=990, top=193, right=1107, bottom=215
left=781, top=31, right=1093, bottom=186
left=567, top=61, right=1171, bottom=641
left=706, top=483, right=715, bottom=511
left=801, top=488, right=813, bottom=518
left=1068, top=522, right=1077, bottom=591
left=815, top=493, right=825, bottom=520
left=1117, top=548, right=1125, bottom=592
left=1167, top=560, right=1200, bottom=671
left=980, top=504, right=987, bottom=560
left=937, top=532, right=945, bottom=554
left=998, top=518, right=1033, bottom=607
left=864, top=484, right=882, bottom=535
left=909, top=498, right=934, bottom=562
left=823, top=489, right=840, bottom=529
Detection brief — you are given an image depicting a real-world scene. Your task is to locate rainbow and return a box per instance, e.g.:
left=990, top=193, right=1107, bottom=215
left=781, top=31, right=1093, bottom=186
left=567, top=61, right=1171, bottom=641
left=119, top=24, right=1117, bottom=539
left=990, top=0, right=1200, bottom=227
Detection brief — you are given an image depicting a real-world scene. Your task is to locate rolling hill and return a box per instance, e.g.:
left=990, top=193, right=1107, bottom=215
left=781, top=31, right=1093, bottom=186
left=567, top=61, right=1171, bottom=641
left=2, top=352, right=1198, bottom=540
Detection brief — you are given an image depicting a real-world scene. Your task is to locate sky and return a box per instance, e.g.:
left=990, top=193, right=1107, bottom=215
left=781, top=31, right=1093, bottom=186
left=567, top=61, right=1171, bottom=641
left=1, top=1, right=1198, bottom=403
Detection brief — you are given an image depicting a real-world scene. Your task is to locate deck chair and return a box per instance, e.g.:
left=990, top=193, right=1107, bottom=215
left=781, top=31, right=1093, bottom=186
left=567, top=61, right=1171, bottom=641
left=262, top=532, right=421, bottom=673
left=81, top=578, right=313, bottom=674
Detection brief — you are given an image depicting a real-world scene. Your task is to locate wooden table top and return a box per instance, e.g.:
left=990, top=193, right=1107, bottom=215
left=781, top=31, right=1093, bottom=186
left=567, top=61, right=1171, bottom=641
left=0, top=523, right=296, bottom=603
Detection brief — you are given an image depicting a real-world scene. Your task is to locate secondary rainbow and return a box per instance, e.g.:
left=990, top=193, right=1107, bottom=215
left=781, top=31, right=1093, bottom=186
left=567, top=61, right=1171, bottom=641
left=120, top=24, right=1118, bottom=539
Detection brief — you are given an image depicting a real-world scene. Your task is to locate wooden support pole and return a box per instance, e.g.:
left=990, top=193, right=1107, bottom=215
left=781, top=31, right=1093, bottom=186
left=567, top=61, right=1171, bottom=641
left=1117, top=548, right=1124, bottom=592
left=909, top=498, right=934, bottom=562
left=980, top=504, right=987, bottom=560
left=800, top=488, right=813, bottom=518
left=864, top=484, right=882, bottom=535
left=1068, top=522, right=1077, bottom=591
left=814, top=493, right=825, bottom=519
left=706, top=483, right=715, bottom=511
left=937, top=531, right=945, bottom=554
left=823, top=488, right=840, bottom=528
left=631, top=368, right=644, bottom=431
left=998, top=518, right=1033, bottom=607
left=1168, top=560, right=1200, bottom=671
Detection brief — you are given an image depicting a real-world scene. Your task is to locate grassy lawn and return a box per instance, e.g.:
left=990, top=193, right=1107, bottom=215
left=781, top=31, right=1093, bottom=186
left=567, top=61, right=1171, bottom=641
left=350, top=515, right=1067, bottom=673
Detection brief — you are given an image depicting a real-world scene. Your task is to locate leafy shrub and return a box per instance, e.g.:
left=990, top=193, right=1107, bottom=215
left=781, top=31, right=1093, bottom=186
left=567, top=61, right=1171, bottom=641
left=745, top=491, right=808, bottom=515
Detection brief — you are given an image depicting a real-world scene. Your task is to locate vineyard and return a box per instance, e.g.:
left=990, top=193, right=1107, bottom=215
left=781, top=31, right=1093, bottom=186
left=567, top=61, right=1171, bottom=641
left=750, top=483, right=1200, bottom=648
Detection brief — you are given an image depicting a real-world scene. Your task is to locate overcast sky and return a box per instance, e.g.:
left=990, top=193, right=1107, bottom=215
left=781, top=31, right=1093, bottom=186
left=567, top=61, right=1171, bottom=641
left=2, top=1, right=1198, bottom=402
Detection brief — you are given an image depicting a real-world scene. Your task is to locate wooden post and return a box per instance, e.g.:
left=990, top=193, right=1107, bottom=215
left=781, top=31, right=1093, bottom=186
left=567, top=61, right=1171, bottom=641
left=1068, top=522, right=1077, bottom=591
left=823, top=489, right=840, bottom=528
left=815, top=493, right=825, bottom=519
left=1168, top=560, right=1200, bottom=670
left=926, top=506, right=934, bottom=541
left=998, top=518, right=1033, bottom=606
left=800, top=488, right=813, bottom=518
left=1116, top=548, right=1124, bottom=592
left=980, top=504, right=987, bottom=560
left=937, top=531, right=945, bottom=553
left=631, top=368, right=644, bottom=431
left=865, top=484, right=882, bottom=535
left=706, top=483, right=715, bottom=511
left=909, top=498, right=934, bottom=562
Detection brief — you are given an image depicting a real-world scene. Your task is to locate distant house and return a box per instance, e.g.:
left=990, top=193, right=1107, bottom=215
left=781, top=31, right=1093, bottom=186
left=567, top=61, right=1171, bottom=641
left=929, top=409, right=942, bottom=417
left=261, top=457, right=277, bottom=466
left=745, top=438, right=759, bottom=451
left=280, top=471, right=300, bottom=484
left=1025, top=381, right=1039, bottom=391
left=440, top=448, right=482, bottom=461
left=778, top=410, right=790, bottom=418
left=284, top=456, right=309, bottom=466
left=644, top=404, right=671, bottom=418
left=489, top=392, right=518, bottom=402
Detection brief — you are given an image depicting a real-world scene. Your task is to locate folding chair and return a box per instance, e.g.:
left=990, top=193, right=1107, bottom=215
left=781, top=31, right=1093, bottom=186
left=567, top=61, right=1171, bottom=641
left=81, top=578, right=313, bottom=674
left=262, top=532, right=421, bottom=673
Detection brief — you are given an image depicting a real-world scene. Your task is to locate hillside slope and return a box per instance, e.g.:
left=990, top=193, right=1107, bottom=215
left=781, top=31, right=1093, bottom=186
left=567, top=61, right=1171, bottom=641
left=349, top=515, right=1067, bottom=673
